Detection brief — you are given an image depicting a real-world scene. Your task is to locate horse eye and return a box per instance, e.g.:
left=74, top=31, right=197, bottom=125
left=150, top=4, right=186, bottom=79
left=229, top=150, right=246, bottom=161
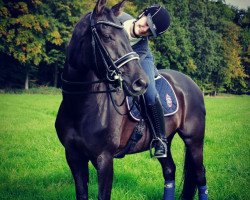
left=102, top=24, right=108, bottom=29
left=103, top=33, right=110, bottom=38
left=102, top=32, right=114, bottom=43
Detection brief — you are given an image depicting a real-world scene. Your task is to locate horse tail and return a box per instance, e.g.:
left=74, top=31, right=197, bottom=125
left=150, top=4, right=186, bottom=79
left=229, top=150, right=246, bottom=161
left=180, top=147, right=197, bottom=199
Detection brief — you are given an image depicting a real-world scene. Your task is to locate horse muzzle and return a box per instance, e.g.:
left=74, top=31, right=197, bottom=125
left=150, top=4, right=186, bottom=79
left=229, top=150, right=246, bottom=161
left=123, top=77, right=148, bottom=97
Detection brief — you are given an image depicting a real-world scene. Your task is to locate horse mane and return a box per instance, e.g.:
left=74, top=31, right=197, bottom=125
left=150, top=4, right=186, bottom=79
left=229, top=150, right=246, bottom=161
left=64, top=13, right=93, bottom=79
left=65, top=8, right=115, bottom=80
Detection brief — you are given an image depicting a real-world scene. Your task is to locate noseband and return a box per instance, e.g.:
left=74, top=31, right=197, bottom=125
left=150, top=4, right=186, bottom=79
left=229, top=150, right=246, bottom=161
left=62, top=12, right=140, bottom=95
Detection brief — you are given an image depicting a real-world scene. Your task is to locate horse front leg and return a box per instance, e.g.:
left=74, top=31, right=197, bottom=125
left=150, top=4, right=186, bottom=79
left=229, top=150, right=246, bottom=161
left=66, top=150, right=89, bottom=200
left=95, top=152, right=114, bottom=200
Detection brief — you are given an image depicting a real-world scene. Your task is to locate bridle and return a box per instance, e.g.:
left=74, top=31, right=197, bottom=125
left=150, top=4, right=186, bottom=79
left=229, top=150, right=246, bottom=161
left=61, top=12, right=140, bottom=95
left=90, top=12, right=140, bottom=87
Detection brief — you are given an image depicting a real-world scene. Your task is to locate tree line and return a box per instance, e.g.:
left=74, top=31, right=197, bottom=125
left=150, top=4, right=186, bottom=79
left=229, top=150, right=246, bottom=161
left=0, top=0, right=249, bottom=94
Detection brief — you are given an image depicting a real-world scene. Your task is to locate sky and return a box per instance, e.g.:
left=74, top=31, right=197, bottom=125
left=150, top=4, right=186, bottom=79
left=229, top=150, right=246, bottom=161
left=225, top=0, right=250, bottom=10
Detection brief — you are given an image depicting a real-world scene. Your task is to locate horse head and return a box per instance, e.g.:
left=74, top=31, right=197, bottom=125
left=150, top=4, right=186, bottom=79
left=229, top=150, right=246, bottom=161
left=64, top=0, right=149, bottom=96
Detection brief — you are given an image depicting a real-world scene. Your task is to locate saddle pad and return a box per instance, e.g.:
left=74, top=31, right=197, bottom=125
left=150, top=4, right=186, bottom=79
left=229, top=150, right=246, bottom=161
left=127, top=75, right=179, bottom=121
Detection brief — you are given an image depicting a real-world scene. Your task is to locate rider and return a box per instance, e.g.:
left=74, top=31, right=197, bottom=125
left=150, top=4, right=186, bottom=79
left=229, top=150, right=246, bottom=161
left=117, top=5, right=171, bottom=158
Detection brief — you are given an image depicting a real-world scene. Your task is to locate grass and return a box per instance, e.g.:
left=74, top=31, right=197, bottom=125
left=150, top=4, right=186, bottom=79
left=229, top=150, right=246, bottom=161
left=0, top=94, right=249, bottom=200
left=0, top=86, right=61, bottom=95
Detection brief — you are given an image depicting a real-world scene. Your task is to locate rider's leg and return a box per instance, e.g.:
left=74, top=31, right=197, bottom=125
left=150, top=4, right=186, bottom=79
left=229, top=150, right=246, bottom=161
left=147, top=95, right=168, bottom=158
left=141, top=57, right=167, bottom=158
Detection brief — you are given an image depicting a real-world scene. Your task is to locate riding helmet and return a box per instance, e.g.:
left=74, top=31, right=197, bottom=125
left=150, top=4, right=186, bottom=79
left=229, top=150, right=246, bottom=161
left=139, top=5, right=171, bottom=37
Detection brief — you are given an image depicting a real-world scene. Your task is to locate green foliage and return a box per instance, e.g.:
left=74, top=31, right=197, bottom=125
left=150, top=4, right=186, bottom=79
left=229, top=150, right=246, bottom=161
left=238, top=8, right=250, bottom=93
left=0, top=0, right=85, bottom=88
left=1, top=1, right=51, bottom=65
left=0, top=0, right=249, bottom=94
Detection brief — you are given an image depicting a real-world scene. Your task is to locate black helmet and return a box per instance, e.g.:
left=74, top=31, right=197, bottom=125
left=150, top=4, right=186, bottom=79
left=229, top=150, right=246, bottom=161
left=140, top=5, right=171, bottom=37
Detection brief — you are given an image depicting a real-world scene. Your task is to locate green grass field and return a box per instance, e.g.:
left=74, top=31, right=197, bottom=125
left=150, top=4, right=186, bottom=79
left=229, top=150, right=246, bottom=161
left=0, top=94, right=249, bottom=200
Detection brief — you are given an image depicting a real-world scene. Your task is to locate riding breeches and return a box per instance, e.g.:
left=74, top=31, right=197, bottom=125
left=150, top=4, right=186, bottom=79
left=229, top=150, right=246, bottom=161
left=132, top=38, right=158, bottom=105
left=140, top=54, right=158, bottom=105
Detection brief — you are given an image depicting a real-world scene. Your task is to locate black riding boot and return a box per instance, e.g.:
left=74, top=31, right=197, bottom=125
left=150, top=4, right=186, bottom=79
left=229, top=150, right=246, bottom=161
left=148, top=96, right=168, bottom=158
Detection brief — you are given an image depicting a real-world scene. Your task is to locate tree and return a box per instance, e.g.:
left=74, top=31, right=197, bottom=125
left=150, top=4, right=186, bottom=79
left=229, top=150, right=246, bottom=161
left=238, top=8, right=250, bottom=93
left=222, top=22, right=248, bottom=93
left=0, top=0, right=64, bottom=89
left=42, top=0, right=86, bottom=87
left=0, top=0, right=88, bottom=89
left=0, top=0, right=249, bottom=94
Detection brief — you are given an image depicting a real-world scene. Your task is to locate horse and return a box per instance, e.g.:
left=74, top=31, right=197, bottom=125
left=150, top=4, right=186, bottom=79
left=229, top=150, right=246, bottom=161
left=55, top=0, right=207, bottom=200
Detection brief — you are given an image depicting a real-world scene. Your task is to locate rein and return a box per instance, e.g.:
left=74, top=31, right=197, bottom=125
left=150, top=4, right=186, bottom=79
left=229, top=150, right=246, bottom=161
left=61, top=74, right=118, bottom=94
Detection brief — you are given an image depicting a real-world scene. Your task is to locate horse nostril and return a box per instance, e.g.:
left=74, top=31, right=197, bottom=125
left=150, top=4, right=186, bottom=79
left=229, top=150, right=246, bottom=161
left=132, top=78, right=148, bottom=92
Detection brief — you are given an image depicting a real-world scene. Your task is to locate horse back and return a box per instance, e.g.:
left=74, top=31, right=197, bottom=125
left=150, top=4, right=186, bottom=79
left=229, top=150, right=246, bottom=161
left=160, top=69, right=206, bottom=115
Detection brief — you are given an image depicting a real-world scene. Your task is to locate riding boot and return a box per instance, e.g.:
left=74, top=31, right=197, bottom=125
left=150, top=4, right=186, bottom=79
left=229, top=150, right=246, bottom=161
left=148, top=96, right=168, bottom=158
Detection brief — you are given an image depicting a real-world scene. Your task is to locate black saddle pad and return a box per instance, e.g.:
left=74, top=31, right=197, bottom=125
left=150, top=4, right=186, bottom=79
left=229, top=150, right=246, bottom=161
left=126, top=75, right=179, bottom=121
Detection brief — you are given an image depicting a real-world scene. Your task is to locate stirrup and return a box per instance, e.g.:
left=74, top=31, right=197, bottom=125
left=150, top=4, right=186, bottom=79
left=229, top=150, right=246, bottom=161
left=150, top=137, right=167, bottom=158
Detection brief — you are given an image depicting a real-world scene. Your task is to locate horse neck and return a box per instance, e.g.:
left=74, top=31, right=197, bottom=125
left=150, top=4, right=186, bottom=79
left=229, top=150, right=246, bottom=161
left=63, top=11, right=126, bottom=126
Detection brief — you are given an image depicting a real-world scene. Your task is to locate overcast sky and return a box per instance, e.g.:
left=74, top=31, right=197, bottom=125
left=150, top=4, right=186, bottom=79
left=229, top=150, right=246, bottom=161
left=225, top=0, right=250, bottom=9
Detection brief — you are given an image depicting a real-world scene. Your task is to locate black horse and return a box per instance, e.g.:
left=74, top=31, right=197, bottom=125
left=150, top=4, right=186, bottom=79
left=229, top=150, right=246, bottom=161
left=55, top=0, right=207, bottom=200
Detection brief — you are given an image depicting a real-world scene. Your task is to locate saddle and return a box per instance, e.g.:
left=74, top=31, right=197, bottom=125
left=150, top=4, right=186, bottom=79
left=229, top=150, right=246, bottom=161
left=114, top=75, right=179, bottom=158
left=127, top=74, right=179, bottom=121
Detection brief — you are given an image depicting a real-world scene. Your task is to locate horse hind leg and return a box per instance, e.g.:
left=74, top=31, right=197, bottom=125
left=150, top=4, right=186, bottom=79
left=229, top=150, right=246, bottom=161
left=159, top=137, right=176, bottom=200
left=180, top=130, right=208, bottom=200
left=66, top=150, right=89, bottom=200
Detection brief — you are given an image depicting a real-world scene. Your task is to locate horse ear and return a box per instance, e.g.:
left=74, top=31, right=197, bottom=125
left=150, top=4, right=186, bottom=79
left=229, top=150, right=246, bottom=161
left=94, top=0, right=107, bottom=15
left=111, top=0, right=127, bottom=17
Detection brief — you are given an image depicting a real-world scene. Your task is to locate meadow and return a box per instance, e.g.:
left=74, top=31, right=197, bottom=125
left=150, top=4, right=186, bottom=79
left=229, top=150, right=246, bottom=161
left=0, top=94, right=249, bottom=200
